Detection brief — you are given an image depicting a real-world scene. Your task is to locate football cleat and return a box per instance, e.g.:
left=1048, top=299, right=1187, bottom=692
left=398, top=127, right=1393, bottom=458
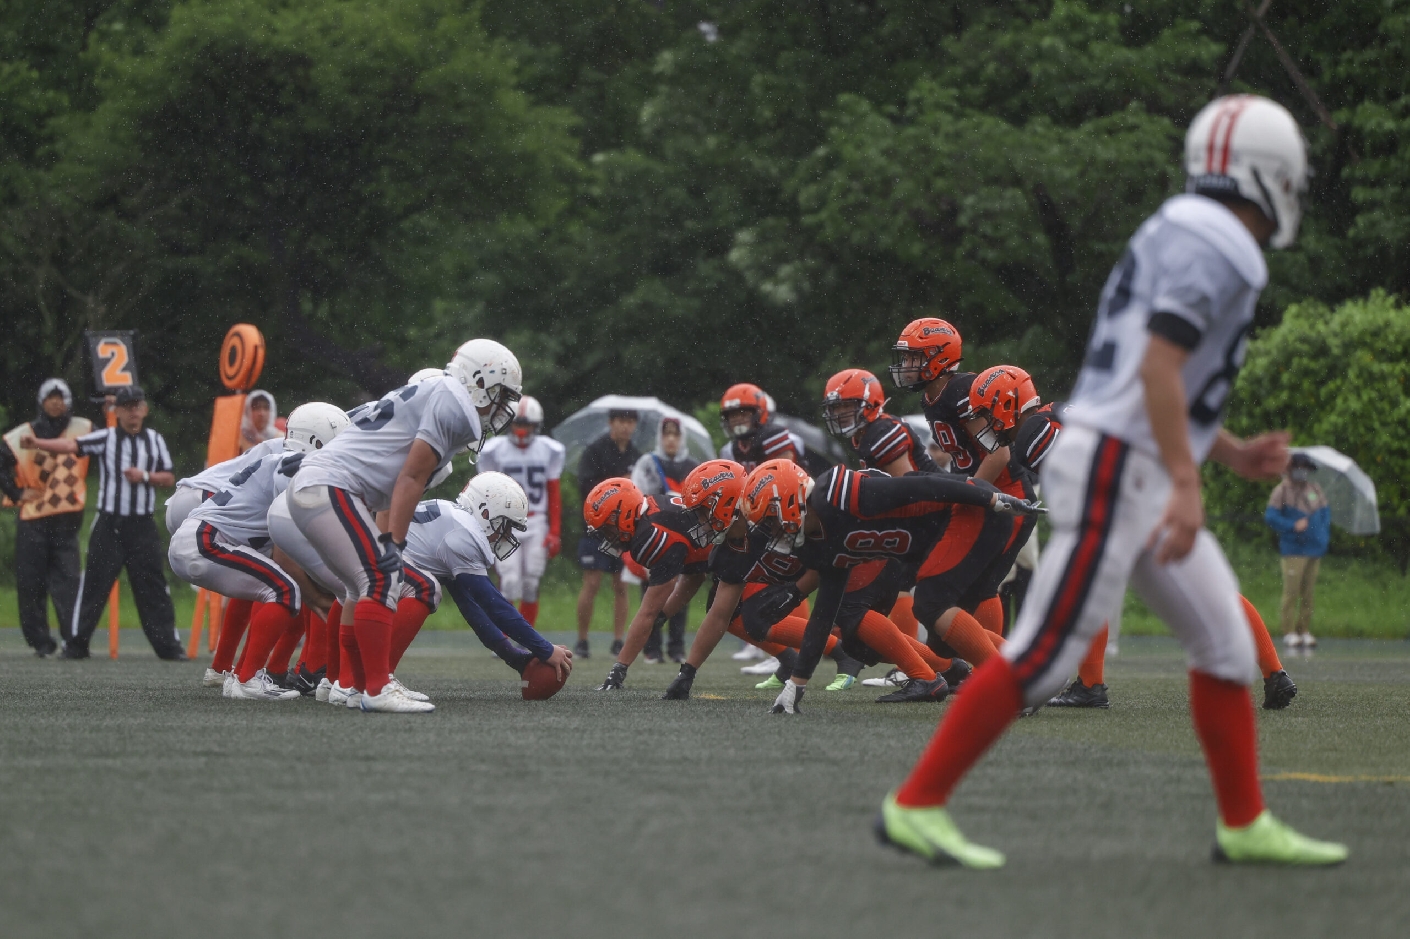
left=755, top=675, right=785, bottom=690
left=875, top=793, right=1005, bottom=869
left=662, top=665, right=696, bottom=700
left=227, top=670, right=301, bottom=702
left=862, top=668, right=908, bottom=688
left=315, top=678, right=333, bottom=702
left=1262, top=670, right=1298, bottom=710
left=292, top=663, right=325, bottom=697
left=609, top=639, right=624, bottom=656
left=264, top=669, right=294, bottom=691
left=826, top=673, right=857, bottom=691
left=1213, top=811, right=1347, bottom=865
left=202, top=667, right=229, bottom=688
left=642, top=651, right=664, bottom=665
left=770, top=680, right=804, bottom=714
left=359, top=684, right=435, bottom=714
left=327, top=681, right=359, bottom=706
left=876, top=676, right=950, bottom=704
left=940, top=660, right=972, bottom=692
left=574, top=639, right=591, bottom=660
left=732, top=644, right=767, bottom=661
left=597, top=662, right=628, bottom=691
left=741, top=656, right=781, bottom=675
left=387, top=675, right=430, bottom=703
left=1048, top=679, right=1110, bottom=709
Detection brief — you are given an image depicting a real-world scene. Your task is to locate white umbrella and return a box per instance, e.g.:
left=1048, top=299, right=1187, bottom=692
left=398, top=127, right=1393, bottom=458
left=550, top=395, right=715, bottom=475
left=1290, top=446, right=1380, bottom=535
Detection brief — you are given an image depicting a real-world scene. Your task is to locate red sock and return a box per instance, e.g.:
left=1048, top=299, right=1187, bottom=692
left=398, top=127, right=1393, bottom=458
left=325, top=601, right=343, bottom=684
left=518, top=600, right=539, bottom=625
left=340, top=616, right=365, bottom=690
left=974, top=596, right=1005, bottom=637
left=1078, top=625, right=1108, bottom=686
left=211, top=598, right=255, bottom=673
left=265, top=608, right=307, bottom=675
left=890, top=593, right=920, bottom=640
left=1241, top=596, right=1283, bottom=679
left=895, top=656, right=1023, bottom=807
left=390, top=599, right=432, bottom=671
left=354, top=598, right=395, bottom=696
left=234, top=601, right=266, bottom=676
left=300, top=608, right=329, bottom=673
left=235, top=603, right=302, bottom=683
left=942, top=610, right=1001, bottom=665
left=1189, top=669, right=1265, bottom=828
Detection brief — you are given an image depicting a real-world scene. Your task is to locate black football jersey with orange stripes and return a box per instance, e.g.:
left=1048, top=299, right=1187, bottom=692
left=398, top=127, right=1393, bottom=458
left=723, top=423, right=797, bottom=473
left=708, top=527, right=807, bottom=587
left=1010, top=402, right=1068, bottom=475
left=851, top=413, right=941, bottom=474
left=924, top=373, right=1032, bottom=498
left=627, top=496, right=712, bottom=586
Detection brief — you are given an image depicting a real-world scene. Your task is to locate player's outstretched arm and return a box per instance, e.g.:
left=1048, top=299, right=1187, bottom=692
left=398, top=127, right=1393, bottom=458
left=450, top=574, right=572, bottom=679
left=683, top=579, right=745, bottom=670
left=1210, top=428, right=1290, bottom=481
left=852, top=471, right=1039, bottom=517
left=1140, top=335, right=1202, bottom=563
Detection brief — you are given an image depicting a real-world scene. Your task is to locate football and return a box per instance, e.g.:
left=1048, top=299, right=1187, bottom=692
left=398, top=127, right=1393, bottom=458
left=521, top=659, right=567, bottom=700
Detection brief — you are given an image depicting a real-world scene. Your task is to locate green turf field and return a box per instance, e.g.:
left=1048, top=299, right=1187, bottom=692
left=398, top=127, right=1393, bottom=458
left=2, top=628, right=1407, bottom=939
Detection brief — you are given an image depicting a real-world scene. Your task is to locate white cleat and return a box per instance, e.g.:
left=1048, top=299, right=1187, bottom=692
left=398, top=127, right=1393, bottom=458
left=328, top=681, right=359, bottom=706
left=203, top=667, right=230, bottom=688
left=315, top=678, right=333, bottom=702
left=862, top=668, right=908, bottom=688
left=344, top=689, right=363, bottom=709
left=359, top=684, right=435, bottom=713
left=227, top=670, right=301, bottom=701
left=387, top=675, right=430, bottom=703
left=741, top=656, right=781, bottom=675
left=732, top=644, right=767, bottom=661
left=221, top=672, right=238, bottom=698
left=1282, top=633, right=1304, bottom=649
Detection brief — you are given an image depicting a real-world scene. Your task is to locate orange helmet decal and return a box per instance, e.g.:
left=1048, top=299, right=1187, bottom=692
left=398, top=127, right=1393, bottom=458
left=680, top=459, right=747, bottom=538
left=583, top=477, right=647, bottom=555
left=890, top=318, right=962, bottom=390
left=969, top=365, right=1040, bottom=452
left=720, top=382, right=770, bottom=439
left=822, top=368, right=886, bottom=437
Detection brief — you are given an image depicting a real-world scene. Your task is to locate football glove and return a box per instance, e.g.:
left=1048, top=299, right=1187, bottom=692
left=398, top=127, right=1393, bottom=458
left=753, top=583, right=805, bottom=625
left=662, top=663, right=696, bottom=700
left=992, top=494, right=1047, bottom=516
left=770, top=680, right=805, bottom=714
left=597, top=662, right=628, bottom=691
left=544, top=533, right=562, bottom=559
left=376, top=534, right=406, bottom=576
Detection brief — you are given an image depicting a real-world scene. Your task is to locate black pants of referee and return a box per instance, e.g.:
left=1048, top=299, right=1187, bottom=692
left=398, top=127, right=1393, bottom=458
left=68, top=513, right=184, bottom=659
left=15, top=513, right=82, bottom=655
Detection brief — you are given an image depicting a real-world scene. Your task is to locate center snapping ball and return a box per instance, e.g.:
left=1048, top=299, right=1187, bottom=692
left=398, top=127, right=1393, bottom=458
left=521, top=659, right=567, bottom=700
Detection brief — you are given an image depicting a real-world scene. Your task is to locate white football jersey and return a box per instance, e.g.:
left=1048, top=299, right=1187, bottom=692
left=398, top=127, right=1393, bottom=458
left=403, top=499, right=495, bottom=579
left=177, top=438, right=285, bottom=493
left=1065, top=195, right=1267, bottom=464
left=188, top=451, right=302, bottom=548
left=295, top=376, right=481, bottom=511
left=475, top=435, right=565, bottom=516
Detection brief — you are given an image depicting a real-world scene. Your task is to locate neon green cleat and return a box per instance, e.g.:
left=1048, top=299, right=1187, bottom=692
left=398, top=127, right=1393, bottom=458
left=874, top=792, right=1005, bottom=869
left=1214, top=811, right=1348, bottom=866
left=826, top=674, right=857, bottom=691
left=754, top=675, right=784, bottom=690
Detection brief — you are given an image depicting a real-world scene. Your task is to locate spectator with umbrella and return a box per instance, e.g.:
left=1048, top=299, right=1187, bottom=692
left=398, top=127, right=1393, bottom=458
left=1265, top=452, right=1331, bottom=649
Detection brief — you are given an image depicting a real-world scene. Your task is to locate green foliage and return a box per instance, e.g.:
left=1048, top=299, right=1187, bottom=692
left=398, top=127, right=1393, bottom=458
left=1206, top=290, right=1410, bottom=571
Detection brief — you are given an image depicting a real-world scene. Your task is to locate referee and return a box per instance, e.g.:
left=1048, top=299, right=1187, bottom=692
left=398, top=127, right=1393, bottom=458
left=22, top=386, right=185, bottom=659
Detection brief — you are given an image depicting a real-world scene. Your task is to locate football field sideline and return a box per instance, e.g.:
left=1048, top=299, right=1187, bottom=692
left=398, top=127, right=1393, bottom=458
left=2, top=630, right=1407, bottom=939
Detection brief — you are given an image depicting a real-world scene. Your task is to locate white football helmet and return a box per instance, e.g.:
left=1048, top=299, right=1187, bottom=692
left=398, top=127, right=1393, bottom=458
left=408, top=367, right=445, bottom=383
left=447, top=339, right=523, bottom=445
left=1185, top=94, right=1309, bottom=249
left=510, top=395, right=544, bottom=448
left=284, top=402, right=351, bottom=452
left=457, top=471, right=529, bottom=561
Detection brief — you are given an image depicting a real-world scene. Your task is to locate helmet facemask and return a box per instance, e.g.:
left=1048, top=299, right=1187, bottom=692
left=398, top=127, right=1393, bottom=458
left=510, top=418, right=539, bottom=447
left=822, top=398, right=866, bottom=437
left=485, top=513, right=528, bottom=561
left=721, top=407, right=761, bottom=440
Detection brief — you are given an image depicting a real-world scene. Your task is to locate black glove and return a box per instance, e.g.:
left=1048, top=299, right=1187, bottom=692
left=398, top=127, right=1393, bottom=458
left=755, top=583, right=804, bottom=624
left=662, top=663, right=696, bottom=700
left=597, top=662, right=628, bottom=691
left=376, top=533, right=406, bottom=576
left=992, top=494, right=1047, bottom=516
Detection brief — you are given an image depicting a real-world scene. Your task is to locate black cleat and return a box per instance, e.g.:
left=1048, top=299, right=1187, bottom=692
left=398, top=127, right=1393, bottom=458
left=940, top=660, right=972, bottom=692
left=574, top=639, right=591, bottom=660
left=597, top=662, right=628, bottom=690
left=292, top=663, right=326, bottom=697
left=265, top=669, right=296, bottom=690
left=609, top=639, right=624, bottom=656
left=1048, top=679, right=1110, bottom=709
left=59, top=643, right=90, bottom=660
left=662, top=664, right=696, bottom=700
left=876, top=676, right=950, bottom=704
left=1262, top=669, right=1298, bottom=710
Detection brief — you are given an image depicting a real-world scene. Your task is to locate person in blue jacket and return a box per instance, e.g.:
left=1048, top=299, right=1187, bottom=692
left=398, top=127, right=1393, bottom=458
left=1264, top=453, right=1330, bottom=649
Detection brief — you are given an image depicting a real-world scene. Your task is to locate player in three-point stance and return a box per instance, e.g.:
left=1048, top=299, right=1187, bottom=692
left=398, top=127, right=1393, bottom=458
left=286, top=338, right=522, bottom=713
left=877, top=95, right=1347, bottom=868
left=474, top=396, right=566, bottom=626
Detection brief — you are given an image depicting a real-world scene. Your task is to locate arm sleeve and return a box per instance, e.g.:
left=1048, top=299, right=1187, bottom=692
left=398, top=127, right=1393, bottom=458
left=75, top=429, right=109, bottom=456
left=840, top=470, right=995, bottom=517
left=546, top=478, right=562, bottom=538
left=792, top=574, right=847, bottom=681
left=456, top=573, right=556, bottom=660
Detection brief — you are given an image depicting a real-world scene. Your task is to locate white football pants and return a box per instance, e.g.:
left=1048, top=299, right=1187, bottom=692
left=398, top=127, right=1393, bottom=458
left=498, top=517, right=549, bottom=602
left=286, top=482, right=400, bottom=609
left=168, top=519, right=301, bottom=612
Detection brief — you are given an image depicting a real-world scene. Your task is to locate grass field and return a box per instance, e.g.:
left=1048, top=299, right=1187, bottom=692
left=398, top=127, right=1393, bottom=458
left=3, top=626, right=1408, bottom=939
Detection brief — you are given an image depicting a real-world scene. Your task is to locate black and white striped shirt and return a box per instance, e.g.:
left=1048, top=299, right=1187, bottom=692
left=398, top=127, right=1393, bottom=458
left=76, top=427, right=174, bottom=516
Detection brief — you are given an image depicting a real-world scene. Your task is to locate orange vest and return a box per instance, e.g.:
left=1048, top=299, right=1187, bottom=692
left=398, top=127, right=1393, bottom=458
left=2, top=418, right=92, bottom=520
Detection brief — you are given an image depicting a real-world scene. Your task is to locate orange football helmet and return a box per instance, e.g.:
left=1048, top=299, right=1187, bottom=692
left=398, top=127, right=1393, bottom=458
left=720, top=383, right=770, bottom=439
left=890, top=318, right=962, bottom=390
left=680, top=459, right=747, bottom=542
left=741, top=459, right=812, bottom=554
left=821, top=368, right=886, bottom=437
left=968, top=365, right=1040, bottom=452
left=583, top=477, right=647, bottom=557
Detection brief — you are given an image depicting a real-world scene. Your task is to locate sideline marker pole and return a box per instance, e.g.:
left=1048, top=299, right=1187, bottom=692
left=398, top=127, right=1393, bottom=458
left=105, top=406, right=121, bottom=659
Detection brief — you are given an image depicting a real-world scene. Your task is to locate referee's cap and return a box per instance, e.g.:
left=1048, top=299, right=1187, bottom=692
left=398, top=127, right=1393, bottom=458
left=113, top=385, right=146, bottom=406
left=38, top=378, right=72, bottom=408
